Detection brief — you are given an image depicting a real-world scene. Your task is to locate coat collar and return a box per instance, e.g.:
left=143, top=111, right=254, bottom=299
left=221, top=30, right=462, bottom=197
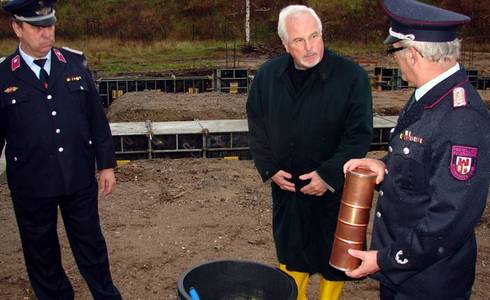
left=392, top=69, right=469, bottom=137
left=10, top=47, right=66, bottom=92
left=48, top=48, right=66, bottom=90
left=274, top=48, right=335, bottom=82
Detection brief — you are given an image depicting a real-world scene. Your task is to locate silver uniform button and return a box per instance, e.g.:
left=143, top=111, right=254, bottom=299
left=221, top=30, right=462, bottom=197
left=376, top=211, right=381, bottom=218
left=385, top=168, right=389, bottom=175
left=438, top=247, right=445, bottom=254
left=388, top=146, right=393, bottom=153
left=47, top=95, right=53, bottom=100
left=89, top=140, right=93, bottom=145
left=379, top=190, right=384, bottom=197
left=58, top=147, right=64, bottom=152
left=56, top=129, right=61, bottom=134
left=403, top=147, right=410, bottom=155
left=13, top=156, right=18, bottom=162
left=390, top=128, right=395, bottom=134
left=80, top=86, right=84, bottom=90
left=52, top=111, right=57, bottom=116
left=11, top=99, right=16, bottom=104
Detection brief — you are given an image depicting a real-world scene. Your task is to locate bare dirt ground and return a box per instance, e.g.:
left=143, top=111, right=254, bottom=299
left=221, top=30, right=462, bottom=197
left=1, top=52, right=489, bottom=300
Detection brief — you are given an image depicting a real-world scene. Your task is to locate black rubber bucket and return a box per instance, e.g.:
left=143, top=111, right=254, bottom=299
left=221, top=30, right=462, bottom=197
left=177, top=260, right=297, bottom=300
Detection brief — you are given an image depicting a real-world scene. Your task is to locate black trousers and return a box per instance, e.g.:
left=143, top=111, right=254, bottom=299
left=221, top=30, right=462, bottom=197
left=11, top=181, right=121, bottom=300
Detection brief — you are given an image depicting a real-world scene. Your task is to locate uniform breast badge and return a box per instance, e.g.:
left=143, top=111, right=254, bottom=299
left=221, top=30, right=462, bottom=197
left=452, top=87, right=467, bottom=108
left=66, top=76, right=82, bottom=82
left=450, top=145, right=478, bottom=181
left=399, top=130, right=424, bottom=144
left=4, top=86, right=19, bottom=94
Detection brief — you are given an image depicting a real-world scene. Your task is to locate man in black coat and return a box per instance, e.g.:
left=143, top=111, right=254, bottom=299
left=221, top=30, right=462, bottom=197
left=0, top=1, right=121, bottom=299
left=344, top=0, right=490, bottom=299
left=246, top=4, right=373, bottom=299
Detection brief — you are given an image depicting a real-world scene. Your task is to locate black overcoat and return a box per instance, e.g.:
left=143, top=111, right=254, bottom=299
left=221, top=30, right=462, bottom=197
left=0, top=47, right=116, bottom=198
left=247, top=49, right=373, bottom=279
left=371, top=69, right=490, bottom=298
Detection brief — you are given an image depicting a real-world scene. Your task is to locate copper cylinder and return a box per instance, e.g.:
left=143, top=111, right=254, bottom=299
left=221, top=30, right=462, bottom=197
left=329, top=168, right=376, bottom=271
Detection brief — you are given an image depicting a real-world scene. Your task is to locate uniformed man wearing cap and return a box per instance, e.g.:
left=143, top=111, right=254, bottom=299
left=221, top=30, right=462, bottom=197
left=0, top=1, right=122, bottom=299
left=344, top=0, right=490, bottom=299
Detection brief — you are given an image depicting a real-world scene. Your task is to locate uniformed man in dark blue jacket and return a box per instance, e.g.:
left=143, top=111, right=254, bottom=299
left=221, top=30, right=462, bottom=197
left=344, top=0, right=489, bottom=299
left=0, top=1, right=121, bottom=299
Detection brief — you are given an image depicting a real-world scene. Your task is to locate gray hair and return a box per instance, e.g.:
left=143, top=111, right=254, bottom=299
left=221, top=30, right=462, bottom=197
left=399, top=38, right=461, bottom=63
left=277, top=5, right=322, bottom=42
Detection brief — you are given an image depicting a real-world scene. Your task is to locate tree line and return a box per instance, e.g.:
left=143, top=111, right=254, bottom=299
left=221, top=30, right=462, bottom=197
left=0, top=0, right=488, bottom=45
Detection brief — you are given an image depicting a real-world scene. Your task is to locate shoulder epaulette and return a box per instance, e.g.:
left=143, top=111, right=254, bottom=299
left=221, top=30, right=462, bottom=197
left=452, top=87, right=467, bottom=108
left=62, top=46, right=84, bottom=56
left=0, top=57, right=5, bottom=64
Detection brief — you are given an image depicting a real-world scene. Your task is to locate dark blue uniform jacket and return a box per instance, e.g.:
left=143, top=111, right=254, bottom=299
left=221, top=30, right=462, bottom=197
left=0, top=47, right=116, bottom=198
left=371, top=69, right=490, bottom=299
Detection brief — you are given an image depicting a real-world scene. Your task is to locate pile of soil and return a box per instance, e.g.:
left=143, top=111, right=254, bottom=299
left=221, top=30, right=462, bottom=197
left=107, top=89, right=490, bottom=123
left=107, top=92, right=247, bottom=122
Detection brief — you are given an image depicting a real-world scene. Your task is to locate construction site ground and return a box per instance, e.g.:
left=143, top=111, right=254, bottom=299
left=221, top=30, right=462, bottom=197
left=1, top=52, right=489, bottom=299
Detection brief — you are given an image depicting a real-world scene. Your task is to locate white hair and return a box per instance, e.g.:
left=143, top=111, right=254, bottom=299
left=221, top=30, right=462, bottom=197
left=277, top=5, right=322, bottom=42
left=399, top=38, right=461, bottom=63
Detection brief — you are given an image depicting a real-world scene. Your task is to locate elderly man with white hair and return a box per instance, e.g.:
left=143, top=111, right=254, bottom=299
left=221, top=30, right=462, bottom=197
left=344, top=0, right=490, bottom=299
left=247, top=4, right=373, bottom=300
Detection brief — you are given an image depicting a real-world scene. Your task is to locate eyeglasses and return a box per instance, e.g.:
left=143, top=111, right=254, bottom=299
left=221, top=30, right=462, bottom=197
left=386, top=46, right=406, bottom=56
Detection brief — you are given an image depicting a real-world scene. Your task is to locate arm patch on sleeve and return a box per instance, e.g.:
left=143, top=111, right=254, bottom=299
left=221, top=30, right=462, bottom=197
left=450, top=145, right=478, bottom=180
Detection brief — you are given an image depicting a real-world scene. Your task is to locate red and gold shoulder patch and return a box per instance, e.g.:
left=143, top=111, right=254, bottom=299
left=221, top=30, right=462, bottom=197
left=53, top=48, right=66, bottom=63
left=450, top=145, right=478, bottom=181
left=11, top=55, right=20, bottom=71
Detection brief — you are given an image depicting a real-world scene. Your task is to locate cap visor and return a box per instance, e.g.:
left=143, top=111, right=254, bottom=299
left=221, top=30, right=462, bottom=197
left=25, top=16, right=56, bottom=27
left=384, top=34, right=401, bottom=45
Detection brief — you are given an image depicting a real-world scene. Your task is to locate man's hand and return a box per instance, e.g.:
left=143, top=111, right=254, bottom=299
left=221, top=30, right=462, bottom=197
left=299, top=171, right=328, bottom=196
left=343, top=158, right=386, bottom=184
left=98, top=168, right=116, bottom=198
left=345, top=249, right=380, bottom=278
left=271, top=170, right=296, bottom=192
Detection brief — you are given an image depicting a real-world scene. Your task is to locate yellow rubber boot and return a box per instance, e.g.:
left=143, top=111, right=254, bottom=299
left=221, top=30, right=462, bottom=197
left=318, top=278, right=344, bottom=300
left=279, top=264, right=309, bottom=300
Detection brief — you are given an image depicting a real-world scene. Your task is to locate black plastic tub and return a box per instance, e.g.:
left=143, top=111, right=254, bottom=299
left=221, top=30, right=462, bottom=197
left=177, top=260, right=297, bottom=300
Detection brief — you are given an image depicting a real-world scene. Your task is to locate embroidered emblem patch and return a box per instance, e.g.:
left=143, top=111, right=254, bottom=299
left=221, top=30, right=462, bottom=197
left=11, top=55, right=20, bottom=71
left=4, top=86, right=19, bottom=94
left=450, top=145, right=478, bottom=181
left=53, top=48, right=67, bottom=63
left=453, top=87, right=467, bottom=108
left=399, top=130, right=423, bottom=144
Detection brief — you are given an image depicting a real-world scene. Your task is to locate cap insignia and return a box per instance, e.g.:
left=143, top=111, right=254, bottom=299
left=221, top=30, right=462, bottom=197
left=35, top=7, right=51, bottom=16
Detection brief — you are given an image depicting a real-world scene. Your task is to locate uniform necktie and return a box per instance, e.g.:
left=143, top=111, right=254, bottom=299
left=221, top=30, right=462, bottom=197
left=34, top=59, right=49, bottom=89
